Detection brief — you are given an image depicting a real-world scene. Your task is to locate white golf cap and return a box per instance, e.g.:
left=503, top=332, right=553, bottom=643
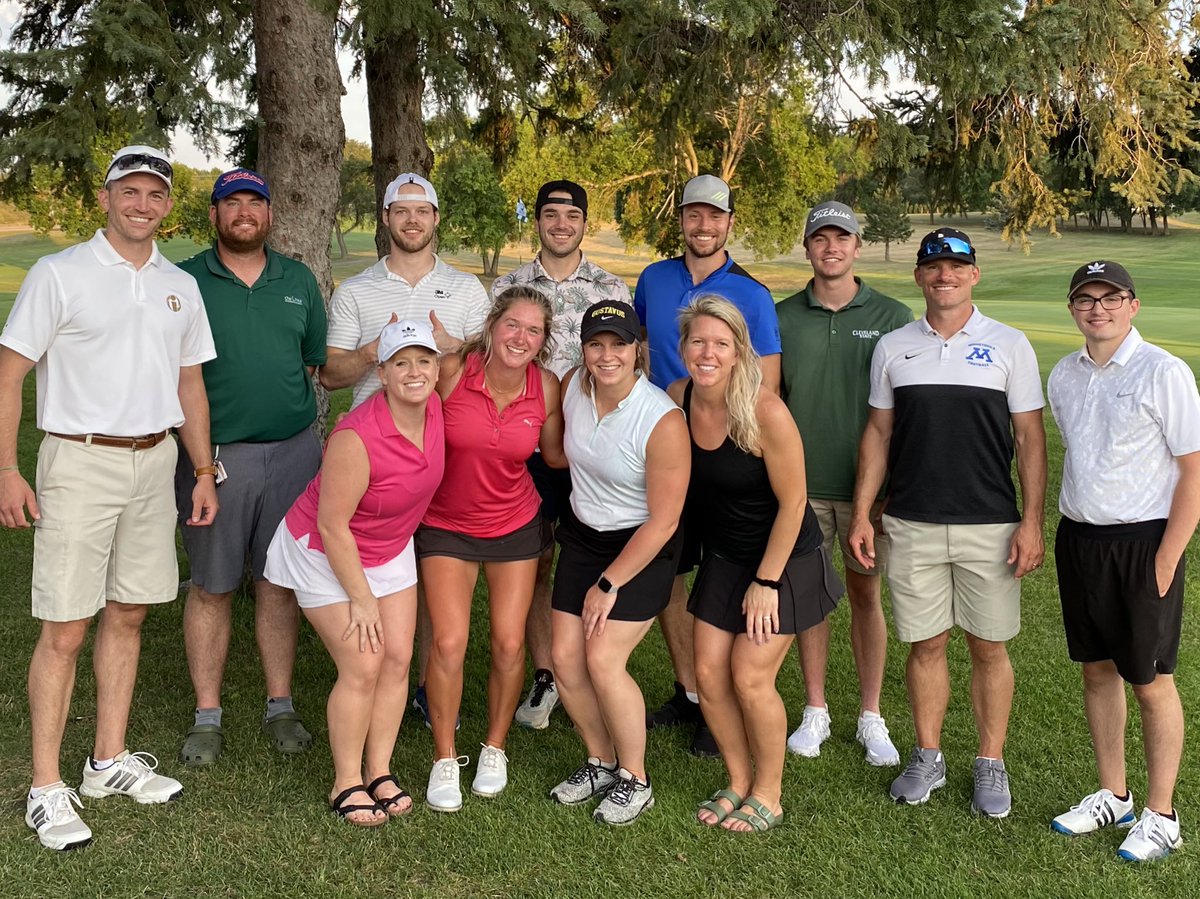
left=377, top=319, right=439, bottom=362
left=383, top=172, right=439, bottom=209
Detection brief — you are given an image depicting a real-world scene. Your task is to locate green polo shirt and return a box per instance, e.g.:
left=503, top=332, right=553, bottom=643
left=777, top=278, right=913, bottom=500
left=179, top=246, right=327, bottom=444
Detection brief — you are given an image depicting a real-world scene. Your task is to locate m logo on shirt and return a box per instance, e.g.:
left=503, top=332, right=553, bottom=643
left=965, top=344, right=995, bottom=366
left=166, top=295, right=181, bottom=312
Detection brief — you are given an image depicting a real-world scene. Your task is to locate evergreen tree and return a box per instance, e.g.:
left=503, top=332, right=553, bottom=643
left=862, top=193, right=913, bottom=262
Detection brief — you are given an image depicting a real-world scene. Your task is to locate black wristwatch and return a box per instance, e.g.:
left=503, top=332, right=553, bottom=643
left=597, top=575, right=619, bottom=594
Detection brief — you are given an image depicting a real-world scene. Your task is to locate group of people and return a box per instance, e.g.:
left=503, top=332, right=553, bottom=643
left=2, top=148, right=1197, bottom=864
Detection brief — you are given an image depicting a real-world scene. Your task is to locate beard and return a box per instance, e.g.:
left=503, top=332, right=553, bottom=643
left=389, top=224, right=436, bottom=254
left=217, top=219, right=269, bottom=253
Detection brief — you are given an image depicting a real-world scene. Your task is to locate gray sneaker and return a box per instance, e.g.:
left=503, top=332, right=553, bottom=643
left=593, top=768, right=654, bottom=825
left=971, top=758, right=1012, bottom=818
left=889, top=747, right=946, bottom=805
left=550, top=758, right=619, bottom=805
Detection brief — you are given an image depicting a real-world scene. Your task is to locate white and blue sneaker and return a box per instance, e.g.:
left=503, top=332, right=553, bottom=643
left=1118, top=808, right=1182, bottom=862
left=1051, top=788, right=1136, bottom=836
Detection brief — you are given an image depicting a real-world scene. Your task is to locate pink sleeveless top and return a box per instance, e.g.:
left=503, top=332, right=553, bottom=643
left=286, top=391, right=445, bottom=567
left=422, top=353, right=545, bottom=537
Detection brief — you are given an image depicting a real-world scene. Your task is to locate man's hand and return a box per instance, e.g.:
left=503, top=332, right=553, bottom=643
left=188, top=477, right=219, bottom=527
left=1007, top=519, right=1044, bottom=578
left=364, top=312, right=400, bottom=363
left=0, top=469, right=38, bottom=527
left=429, top=310, right=463, bottom=354
left=847, top=517, right=877, bottom=571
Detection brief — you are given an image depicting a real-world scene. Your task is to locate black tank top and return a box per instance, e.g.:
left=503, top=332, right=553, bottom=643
left=683, top=381, right=821, bottom=565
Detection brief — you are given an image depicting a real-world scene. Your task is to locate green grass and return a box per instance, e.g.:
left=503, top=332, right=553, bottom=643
left=0, top=221, right=1198, bottom=897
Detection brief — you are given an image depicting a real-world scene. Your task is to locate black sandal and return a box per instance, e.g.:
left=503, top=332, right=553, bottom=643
left=330, top=784, right=387, bottom=828
left=366, top=774, right=413, bottom=818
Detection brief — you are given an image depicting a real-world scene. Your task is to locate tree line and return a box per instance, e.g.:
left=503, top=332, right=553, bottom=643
left=3, top=1, right=1199, bottom=289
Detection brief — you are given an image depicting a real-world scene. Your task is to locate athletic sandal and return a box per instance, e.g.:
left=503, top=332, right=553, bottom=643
left=330, top=785, right=387, bottom=828
left=366, top=774, right=413, bottom=818
left=722, top=797, right=784, bottom=833
left=697, top=788, right=744, bottom=827
left=262, top=712, right=313, bottom=754
left=179, top=724, right=224, bottom=767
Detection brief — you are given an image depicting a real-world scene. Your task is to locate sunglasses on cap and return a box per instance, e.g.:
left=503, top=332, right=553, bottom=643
left=107, top=153, right=174, bottom=181
left=917, top=236, right=975, bottom=261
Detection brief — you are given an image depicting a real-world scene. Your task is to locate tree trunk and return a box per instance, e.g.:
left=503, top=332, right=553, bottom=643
left=335, top=226, right=348, bottom=259
left=253, top=0, right=344, bottom=435
left=366, top=33, right=433, bottom=259
left=253, top=0, right=343, bottom=298
left=884, top=239, right=891, bottom=263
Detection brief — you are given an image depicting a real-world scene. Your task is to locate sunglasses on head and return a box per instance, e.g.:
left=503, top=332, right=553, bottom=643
left=108, top=153, right=173, bottom=181
left=918, top=236, right=974, bottom=261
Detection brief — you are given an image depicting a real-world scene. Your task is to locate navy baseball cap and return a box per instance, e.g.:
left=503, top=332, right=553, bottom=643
left=211, top=168, right=271, bottom=204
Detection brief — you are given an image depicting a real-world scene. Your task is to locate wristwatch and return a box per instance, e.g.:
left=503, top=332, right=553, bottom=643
left=597, top=575, right=619, bottom=594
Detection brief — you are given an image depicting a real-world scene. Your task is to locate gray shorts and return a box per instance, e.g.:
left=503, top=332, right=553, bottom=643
left=176, top=427, right=322, bottom=594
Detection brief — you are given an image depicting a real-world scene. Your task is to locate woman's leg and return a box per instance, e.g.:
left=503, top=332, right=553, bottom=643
left=724, top=632, right=796, bottom=831
left=585, top=618, right=656, bottom=780
left=303, top=602, right=386, bottom=825
left=481, top=558, right=538, bottom=749
left=362, top=586, right=418, bottom=813
left=693, top=618, right=751, bottom=823
left=420, top=555, right=478, bottom=759
left=551, top=610, right=615, bottom=763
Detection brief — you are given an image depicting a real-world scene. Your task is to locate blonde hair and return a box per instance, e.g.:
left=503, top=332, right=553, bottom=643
left=461, top=286, right=555, bottom=368
left=578, top=337, right=650, bottom=398
left=677, top=295, right=762, bottom=454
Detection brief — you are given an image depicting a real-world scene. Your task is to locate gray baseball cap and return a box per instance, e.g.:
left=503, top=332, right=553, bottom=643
left=679, top=175, right=733, bottom=213
left=804, top=201, right=860, bottom=240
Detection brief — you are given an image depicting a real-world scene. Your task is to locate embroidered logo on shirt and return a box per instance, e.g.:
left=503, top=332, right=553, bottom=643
left=435, top=289, right=451, bottom=298
left=965, top=344, right=996, bottom=366
left=283, top=296, right=304, bottom=305
left=166, top=295, right=181, bottom=312
left=852, top=329, right=881, bottom=339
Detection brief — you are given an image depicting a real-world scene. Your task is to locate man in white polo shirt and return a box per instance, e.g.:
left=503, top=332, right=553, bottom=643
left=0, top=146, right=219, bottom=851
left=320, top=172, right=489, bottom=408
left=848, top=228, right=1046, bottom=820
left=1047, top=260, right=1200, bottom=862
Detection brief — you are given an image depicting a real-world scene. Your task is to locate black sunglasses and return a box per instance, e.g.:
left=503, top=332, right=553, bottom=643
left=107, top=153, right=173, bottom=181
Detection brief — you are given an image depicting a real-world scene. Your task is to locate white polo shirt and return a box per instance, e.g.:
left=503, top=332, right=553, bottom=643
left=327, top=255, right=490, bottom=409
left=1049, top=327, right=1200, bottom=524
left=1, top=230, right=216, bottom=435
left=868, top=306, right=1044, bottom=524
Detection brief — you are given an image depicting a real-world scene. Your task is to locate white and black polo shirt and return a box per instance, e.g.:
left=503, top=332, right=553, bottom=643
left=868, top=306, right=1044, bottom=524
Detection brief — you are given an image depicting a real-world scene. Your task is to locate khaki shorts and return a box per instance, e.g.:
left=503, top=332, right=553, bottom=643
left=810, top=498, right=889, bottom=577
left=32, top=435, right=180, bottom=622
left=882, top=514, right=1021, bottom=644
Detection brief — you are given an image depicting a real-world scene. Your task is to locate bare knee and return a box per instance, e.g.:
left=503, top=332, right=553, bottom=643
left=102, top=601, right=149, bottom=632
left=585, top=645, right=624, bottom=684
left=965, top=634, right=1009, bottom=667
left=1081, top=660, right=1120, bottom=690
left=909, top=631, right=950, bottom=663
left=338, top=654, right=384, bottom=692
left=431, top=630, right=468, bottom=668
left=490, top=634, right=525, bottom=672
left=732, top=661, right=773, bottom=704
left=694, top=654, right=728, bottom=698
left=1132, top=673, right=1177, bottom=707
left=35, top=620, right=90, bottom=660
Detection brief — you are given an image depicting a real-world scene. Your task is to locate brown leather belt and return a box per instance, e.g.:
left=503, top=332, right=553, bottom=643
left=49, top=431, right=170, bottom=450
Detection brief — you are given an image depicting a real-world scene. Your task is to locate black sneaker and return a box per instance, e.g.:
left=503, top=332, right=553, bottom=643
left=646, top=681, right=701, bottom=729
left=690, top=720, right=720, bottom=758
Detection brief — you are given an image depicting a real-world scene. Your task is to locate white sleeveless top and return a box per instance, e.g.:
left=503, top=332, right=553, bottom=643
left=563, top=372, right=681, bottom=530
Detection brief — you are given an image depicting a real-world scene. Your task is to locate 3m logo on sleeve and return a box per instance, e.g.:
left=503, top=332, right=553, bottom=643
left=965, top=344, right=995, bottom=366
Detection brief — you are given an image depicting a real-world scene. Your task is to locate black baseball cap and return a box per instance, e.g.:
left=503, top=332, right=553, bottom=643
left=916, top=228, right=976, bottom=265
left=580, top=300, right=640, bottom=343
left=535, top=180, right=588, bottom=219
left=1068, top=260, right=1135, bottom=296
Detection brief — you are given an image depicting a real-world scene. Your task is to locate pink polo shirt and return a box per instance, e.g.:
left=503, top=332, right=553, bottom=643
left=423, top=352, right=545, bottom=537
left=286, top=391, right=445, bottom=567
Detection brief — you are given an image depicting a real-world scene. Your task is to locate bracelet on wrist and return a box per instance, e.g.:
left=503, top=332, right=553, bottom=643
left=753, top=575, right=781, bottom=590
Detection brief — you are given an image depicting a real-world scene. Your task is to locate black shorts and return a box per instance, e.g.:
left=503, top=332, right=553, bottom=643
left=414, top=513, right=552, bottom=563
left=688, top=546, right=842, bottom=635
left=526, top=452, right=572, bottom=524
left=550, top=508, right=683, bottom=622
left=1055, top=517, right=1184, bottom=686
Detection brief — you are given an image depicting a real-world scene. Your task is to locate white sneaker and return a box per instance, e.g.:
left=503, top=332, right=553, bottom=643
left=1118, top=808, right=1182, bottom=862
left=426, top=755, right=468, bottom=812
left=856, top=712, right=901, bottom=767
left=787, top=705, right=831, bottom=757
left=471, top=744, right=508, bottom=798
left=80, top=751, right=183, bottom=804
left=25, top=783, right=92, bottom=851
left=514, top=669, right=559, bottom=730
left=1051, top=788, right=1136, bottom=836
